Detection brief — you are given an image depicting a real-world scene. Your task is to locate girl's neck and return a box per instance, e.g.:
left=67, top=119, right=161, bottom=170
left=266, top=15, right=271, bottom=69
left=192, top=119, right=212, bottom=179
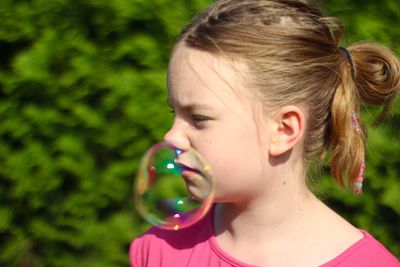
left=213, top=159, right=314, bottom=237
left=212, top=180, right=363, bottom=266
left=213, top=185, right=321, bottom=244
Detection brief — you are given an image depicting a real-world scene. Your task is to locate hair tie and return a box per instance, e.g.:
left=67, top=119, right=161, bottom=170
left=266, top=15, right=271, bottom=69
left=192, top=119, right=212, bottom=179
left=353, top=160, right=365, bottom=195
left=339, top=47, right=356, bottom=79
left=351, top=111, right=365, bottom=195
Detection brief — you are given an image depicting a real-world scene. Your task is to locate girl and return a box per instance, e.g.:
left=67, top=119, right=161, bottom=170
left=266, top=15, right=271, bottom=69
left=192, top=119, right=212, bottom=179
left=130, top=0, right=400, bottom=266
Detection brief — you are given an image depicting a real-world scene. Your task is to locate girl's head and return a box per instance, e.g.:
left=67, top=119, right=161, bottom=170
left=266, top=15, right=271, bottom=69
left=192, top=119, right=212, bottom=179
left=167, top=0, right=400, bottom=192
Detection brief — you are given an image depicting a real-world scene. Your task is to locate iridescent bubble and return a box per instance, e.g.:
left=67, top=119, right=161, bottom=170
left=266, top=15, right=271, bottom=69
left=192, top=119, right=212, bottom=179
left=134, top=142, right=214, bottom=230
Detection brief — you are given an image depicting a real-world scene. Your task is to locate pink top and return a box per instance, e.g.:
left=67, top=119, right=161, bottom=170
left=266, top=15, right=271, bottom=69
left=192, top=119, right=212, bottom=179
left=130, top=207, right=399, bottom=267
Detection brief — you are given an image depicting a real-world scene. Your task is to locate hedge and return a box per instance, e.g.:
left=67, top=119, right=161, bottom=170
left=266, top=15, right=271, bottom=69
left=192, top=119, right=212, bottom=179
left=0, top=0, right=398, bottom=266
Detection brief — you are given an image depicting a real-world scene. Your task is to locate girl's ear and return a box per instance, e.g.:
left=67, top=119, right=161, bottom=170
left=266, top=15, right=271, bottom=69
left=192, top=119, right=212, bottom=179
left=269, top=106, right=305, bottom=156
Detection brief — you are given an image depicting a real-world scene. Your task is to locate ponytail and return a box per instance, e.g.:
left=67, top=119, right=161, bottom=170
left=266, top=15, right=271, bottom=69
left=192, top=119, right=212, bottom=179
left=351, top=43, right=400, bottom=123
left=328, top=43, right=400, bottom=192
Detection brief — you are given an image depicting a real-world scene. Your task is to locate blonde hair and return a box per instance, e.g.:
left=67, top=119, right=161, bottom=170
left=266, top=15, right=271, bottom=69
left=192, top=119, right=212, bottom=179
left=176, top=0, right=400, bottom=189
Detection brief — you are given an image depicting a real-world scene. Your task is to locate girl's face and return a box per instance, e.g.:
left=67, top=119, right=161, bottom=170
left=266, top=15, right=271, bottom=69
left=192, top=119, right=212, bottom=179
left=165, top=45, right=274, bottom=203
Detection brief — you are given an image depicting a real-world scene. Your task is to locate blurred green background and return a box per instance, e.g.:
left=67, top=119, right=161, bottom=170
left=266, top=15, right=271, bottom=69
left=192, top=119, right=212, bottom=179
left=0, top=0, right=399, bottom=266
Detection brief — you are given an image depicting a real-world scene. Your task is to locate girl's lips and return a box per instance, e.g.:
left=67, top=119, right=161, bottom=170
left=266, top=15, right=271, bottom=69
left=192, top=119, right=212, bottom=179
left=177, top=163, right=201, bottom=175
left=177, top=164, right=203, bottom=185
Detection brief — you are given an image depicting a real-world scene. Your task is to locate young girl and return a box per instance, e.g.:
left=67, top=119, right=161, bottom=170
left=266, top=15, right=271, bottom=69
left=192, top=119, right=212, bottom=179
left=130, top=0, right=400, bottom=266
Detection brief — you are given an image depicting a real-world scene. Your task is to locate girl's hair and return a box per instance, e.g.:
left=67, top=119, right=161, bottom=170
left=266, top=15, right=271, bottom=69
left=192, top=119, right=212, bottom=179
left=176, top=0, right=400, bottom=190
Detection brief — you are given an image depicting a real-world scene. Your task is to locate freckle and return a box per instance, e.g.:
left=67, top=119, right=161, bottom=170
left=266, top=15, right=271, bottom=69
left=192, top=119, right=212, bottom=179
left=283, top=181, right=286, bottom=185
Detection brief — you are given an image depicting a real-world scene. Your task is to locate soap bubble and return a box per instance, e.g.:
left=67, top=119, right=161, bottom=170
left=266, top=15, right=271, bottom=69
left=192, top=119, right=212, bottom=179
left=134, top=142, right=214, bottom=230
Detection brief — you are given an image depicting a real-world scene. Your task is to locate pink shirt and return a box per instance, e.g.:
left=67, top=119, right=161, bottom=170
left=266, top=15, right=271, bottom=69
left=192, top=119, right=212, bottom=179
left=130, top=208, right=399, bottom=267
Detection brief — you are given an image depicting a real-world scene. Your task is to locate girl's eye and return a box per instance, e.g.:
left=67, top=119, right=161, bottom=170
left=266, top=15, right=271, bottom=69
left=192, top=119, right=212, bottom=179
left=191, top=114, right=210, bottom=127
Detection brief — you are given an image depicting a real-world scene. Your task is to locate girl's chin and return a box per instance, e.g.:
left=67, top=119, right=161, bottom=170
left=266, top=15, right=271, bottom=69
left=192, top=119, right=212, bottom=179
left=182, top=172, right=213, bottom=201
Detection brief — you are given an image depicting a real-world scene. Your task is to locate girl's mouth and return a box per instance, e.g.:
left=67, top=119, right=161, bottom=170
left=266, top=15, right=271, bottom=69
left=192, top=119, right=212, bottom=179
left=176, top=162, right=213, bottom=202
left=178, top=163, right=201, bottom=174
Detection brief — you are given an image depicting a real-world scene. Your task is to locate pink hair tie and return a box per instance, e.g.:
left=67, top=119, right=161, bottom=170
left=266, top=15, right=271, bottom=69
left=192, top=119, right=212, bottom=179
left=353, top=161, right=365, bottom=195
left=351, top=111, right=361, bottom=132
left=351, top=111, right=365, bottom=195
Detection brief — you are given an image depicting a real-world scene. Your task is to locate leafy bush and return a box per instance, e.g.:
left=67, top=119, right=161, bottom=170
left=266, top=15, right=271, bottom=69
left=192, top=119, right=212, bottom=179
left=0, top=0, right=398, bottom=266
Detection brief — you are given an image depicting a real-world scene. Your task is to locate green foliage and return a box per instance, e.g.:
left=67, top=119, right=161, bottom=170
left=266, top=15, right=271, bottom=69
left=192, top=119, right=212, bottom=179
left=0, top=0, right=398, bottom=266
left=0, top=0, right=211, bottom=266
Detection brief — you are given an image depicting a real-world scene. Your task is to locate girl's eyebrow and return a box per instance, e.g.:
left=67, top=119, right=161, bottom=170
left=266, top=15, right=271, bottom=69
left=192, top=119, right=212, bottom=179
left=167, top=99, right=212, bottom=110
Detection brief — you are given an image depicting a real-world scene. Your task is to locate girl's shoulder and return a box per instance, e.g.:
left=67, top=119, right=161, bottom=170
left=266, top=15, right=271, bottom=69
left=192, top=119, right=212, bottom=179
left=320, top=229, right=399, bottom=267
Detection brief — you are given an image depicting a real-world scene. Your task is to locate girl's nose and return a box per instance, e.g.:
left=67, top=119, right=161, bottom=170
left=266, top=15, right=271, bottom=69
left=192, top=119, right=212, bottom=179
left=163, top=120, right=190, bottom=150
